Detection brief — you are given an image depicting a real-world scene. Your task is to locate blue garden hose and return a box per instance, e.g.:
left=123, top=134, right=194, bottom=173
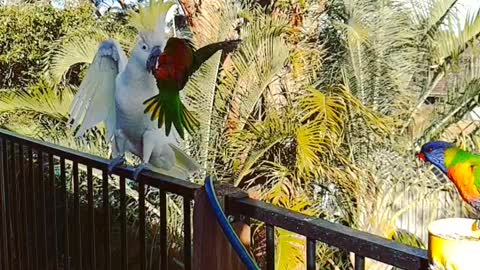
left=204, top=176, right=260, bottom=270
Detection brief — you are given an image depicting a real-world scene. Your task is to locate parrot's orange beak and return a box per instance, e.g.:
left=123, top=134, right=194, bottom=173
left=417, top=152, right=426, bottom=161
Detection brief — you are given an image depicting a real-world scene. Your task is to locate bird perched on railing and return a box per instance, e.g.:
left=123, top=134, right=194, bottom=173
left=144, top=37, right=241, bottom=139
left=418, top=141, right=480, bottom=232
left=68, top=1, right=199, bottom=181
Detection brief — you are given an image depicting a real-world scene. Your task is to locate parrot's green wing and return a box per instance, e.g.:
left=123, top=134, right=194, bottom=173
left=471, top=157, right=480, bottom=190
left=191, top=39, right=242, bottom=75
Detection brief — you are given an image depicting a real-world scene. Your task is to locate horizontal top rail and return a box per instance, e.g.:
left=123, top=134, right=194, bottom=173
left=0, top=129, right=201, bottom=198
left=0, top=129, right=430, bottom=270
left=226, top=194, right=430, bottom=270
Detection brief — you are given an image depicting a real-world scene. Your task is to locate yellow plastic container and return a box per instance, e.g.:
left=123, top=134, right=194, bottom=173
left=428, top=218, right=480, bottom=270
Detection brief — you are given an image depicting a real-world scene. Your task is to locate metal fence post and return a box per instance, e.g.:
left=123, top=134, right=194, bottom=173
left=192, top=183, right=251, bottom=270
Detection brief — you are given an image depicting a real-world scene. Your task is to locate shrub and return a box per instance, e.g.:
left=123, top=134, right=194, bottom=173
left=0, top=4, right=130, bottom=88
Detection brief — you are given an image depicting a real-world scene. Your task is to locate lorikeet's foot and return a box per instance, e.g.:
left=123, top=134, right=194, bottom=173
left=470, top=219, right=480, bottom=238
left=133, top=163, right=150, bottom=181
left=107, top=155, right=125, bottom=175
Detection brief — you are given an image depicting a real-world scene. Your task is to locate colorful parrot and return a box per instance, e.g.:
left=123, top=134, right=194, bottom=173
left=418, top=141, right=480, bottom=231
left=145, top=37, right=241, bottom=139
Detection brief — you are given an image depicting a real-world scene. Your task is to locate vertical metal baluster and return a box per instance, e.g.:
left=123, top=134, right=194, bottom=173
left=0, top=138, right=9, bottom=269
left=266, top=224, right=275, bottom=270
left=5, top=140, right=12, bottom=270
left=120, top=176, right=127, bottom=270
left=20, top=145, right=31, bottom=270
left=160, top=190, right=167, bottom=270
left=73, top=161, right=82, bottom=270
left=3, top=139, right=11, bottom=270
left=11, top=142, right=20, bottom=270
left=354, top=254, right=365, bottom=270
left=306, top=238, right=316, bottom=270
left=49, top=153, right=59, bottom=269
left=87, top=166, right=96, bottom=270
left=61, top=158, right=70, bottom=270
left=30, top=148, right=38, bottom=270
left=138, top=179, right=146, bottom=270
left=102, top=170, right=111, bottom=270
left=183, top=198, right=191, bottom=270
left=0, top=139, right=3, bottom=270
left=38, top=151, right=48, bottom=269
left=13, top=143, right=23, bottom=270
left=4, top=140, right=12, bottom=270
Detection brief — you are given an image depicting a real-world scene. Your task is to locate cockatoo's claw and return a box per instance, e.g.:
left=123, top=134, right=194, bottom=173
left=133, top=163, right=150, bottom=181
left=107, top=155, right=125, bottom=176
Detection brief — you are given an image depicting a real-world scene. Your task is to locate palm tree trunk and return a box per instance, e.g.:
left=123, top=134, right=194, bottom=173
left=178, top=0, right=200, bottom=28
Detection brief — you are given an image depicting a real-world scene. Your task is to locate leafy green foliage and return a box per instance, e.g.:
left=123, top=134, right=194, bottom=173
left=0, top=4, right=131, bottom=88
left=5, top=0, right=480, bottom=268
left=0, top=77, right=109, bottom=155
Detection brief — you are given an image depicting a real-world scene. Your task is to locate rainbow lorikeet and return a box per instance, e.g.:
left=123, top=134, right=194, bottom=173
left=145, top=37, right=241, bottom=139
left=418, top=141, right=480, bottom=231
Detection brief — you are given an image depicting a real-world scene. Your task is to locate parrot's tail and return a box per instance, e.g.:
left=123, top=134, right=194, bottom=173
left=149, top=143, right=200, bottom=180
left=143, top=93, right=200, bottom=139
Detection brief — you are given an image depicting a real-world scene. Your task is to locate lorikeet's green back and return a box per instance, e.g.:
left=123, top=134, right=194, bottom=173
left=444, top=147, right=480, bottom=191
left=145, top=37, right=241, bottom=139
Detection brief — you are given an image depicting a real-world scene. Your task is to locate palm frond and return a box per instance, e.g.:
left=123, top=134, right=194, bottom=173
left=182, top=0, right=237, bottom=170
left=416, top=0, right=459, bottom=41
left=0, top=80, right=108, bottom=155
left=219, top=9, right=290, bottom=132
left=334, top=0, right=423, bottom=113
left=49, top=29, right=134, bottom=82
left=433, top=9, right=480, bottom=65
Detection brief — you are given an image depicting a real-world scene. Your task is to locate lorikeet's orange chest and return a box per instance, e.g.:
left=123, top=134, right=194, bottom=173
left=153, top=42, right=193, bottom=88
left=447, top=163, right=480, bottom=204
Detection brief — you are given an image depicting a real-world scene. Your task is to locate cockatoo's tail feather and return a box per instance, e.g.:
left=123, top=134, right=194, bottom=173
left=148, top=143, right=200, bottom=180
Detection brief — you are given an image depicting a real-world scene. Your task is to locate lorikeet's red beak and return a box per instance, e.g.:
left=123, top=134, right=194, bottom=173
left=417, top=152, right=426, bottom=161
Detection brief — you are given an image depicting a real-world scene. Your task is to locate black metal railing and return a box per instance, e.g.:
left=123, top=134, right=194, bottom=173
left=0, top=129, right=429, bottom=270
left=0, top=129, right=200, bottom=270
left=226, top=193, right=430, bottom=270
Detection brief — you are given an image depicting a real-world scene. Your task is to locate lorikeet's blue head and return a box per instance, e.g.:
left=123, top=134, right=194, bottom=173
left=418, top=141, right=454, bottom=174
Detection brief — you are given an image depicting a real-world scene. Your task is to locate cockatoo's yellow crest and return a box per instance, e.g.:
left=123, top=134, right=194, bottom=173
left=129, top=0, right=175, bottom=33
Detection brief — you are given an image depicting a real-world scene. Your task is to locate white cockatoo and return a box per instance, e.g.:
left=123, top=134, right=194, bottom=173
left=68, top=1, right=199, bottom=180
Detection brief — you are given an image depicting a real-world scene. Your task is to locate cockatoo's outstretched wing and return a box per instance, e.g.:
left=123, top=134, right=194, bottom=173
left=69, top=40, right=127, bottom=141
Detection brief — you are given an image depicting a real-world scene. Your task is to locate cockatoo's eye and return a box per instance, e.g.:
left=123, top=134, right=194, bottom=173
left=141, top=43, right=149, bottom=51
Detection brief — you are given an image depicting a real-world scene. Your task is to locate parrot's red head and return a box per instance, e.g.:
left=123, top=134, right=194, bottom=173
left=146, top=37, right=194, bottom=87
left=418, top=141, right=453, bottom=174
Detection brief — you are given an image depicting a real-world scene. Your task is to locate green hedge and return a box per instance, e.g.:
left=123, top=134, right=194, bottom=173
left=0, top=4, right=129, bottom=88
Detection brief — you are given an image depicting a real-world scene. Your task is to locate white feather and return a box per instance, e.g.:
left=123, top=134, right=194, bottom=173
left=68, top=40, right=127, bottom=141
left=147, top=143, right=200, bottom=180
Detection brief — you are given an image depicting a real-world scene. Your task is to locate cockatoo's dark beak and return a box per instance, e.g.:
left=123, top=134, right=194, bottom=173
left=146, top=46, right=162, bottom=72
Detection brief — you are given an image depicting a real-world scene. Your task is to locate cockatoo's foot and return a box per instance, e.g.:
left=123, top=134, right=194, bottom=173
left=133, top=163, right=150, bottom=181
left=107, top=155, right=125, bottom=175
